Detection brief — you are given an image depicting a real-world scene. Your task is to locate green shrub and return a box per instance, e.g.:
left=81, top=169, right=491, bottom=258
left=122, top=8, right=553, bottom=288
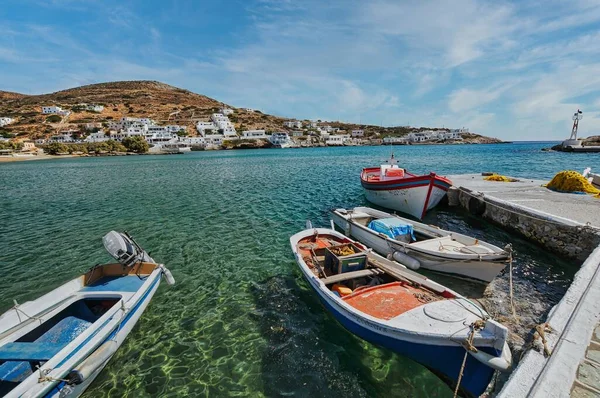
left=46, top=115, right=62, bottom=123
left=122, top=136, right=149, bottom=153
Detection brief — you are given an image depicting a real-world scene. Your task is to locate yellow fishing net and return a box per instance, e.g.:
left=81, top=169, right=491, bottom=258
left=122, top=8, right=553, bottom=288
left=484, top=174, right=513, bottom=182
left=545, top=170, right=600, bottom=196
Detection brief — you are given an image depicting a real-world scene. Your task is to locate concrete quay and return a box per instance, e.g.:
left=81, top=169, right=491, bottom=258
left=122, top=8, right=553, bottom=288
left=446, top=174, right=600, bottom=261
left=446, top=173, right=600, bottom=397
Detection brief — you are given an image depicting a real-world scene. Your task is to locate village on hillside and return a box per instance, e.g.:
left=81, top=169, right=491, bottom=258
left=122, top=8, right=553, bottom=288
left=0, top=103, right=480, bottom=157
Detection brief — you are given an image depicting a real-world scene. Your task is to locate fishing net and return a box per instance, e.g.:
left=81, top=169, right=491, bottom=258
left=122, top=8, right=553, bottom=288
left=484, top=174, right=514, bottom=182
left=545, top=170, right=600, bottom=196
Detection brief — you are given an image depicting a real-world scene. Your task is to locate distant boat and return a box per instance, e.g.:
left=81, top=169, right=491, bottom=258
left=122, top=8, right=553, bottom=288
left=0, top=231, right=175, bottom=398
left=290, top=226, right=511, bottom=397
left=361, top=154, right=452, bottom=219
left=331, top=207, right=510, bottom=283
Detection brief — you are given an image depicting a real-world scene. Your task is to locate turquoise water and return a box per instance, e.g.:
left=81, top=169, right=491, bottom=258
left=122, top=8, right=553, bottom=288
left=0, top=142, right=588, bottom=397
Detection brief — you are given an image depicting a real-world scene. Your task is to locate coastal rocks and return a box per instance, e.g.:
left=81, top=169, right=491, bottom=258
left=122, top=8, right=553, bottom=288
left=221, top=139, right=272, bottom=150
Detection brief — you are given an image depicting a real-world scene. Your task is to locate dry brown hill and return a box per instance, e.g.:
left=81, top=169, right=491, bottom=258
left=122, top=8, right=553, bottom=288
left=0, top=80, right=502, bottom=143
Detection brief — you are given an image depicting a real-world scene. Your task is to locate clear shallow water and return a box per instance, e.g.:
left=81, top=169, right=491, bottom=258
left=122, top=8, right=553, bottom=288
left=0, top=142, right=587, bottom=397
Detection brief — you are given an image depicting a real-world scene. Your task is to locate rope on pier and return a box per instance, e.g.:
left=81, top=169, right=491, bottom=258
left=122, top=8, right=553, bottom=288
left=506, top=244, right=518, bottom=320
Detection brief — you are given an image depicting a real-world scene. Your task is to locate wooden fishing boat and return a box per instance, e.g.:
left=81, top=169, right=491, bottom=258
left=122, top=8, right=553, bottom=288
left=331, top=207, right=510, bottom=283
left=360, top=154, right=452, bottom=219
left=290, top=226, right=511, bottom=397
left=0, top=231, right=175, bottom=398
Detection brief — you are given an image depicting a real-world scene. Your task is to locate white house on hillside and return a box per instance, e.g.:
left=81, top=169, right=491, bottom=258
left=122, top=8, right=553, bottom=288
left=48, top=134, right=75, bottom=143
left=0, top=117, right=14, bottom=127
left=210, top=113, right=236, bottom=136
left=241, top=130, right=268, bottom=139
left=196, top=121, right=217, bottom=136
left=220, top=107, right=234, bottom=116
left=42, top=106, right=63, bottom=114
left=326, top=134, right=350, bottom=146
left=351, top=129, right=364, bottom=137
left=84, top=131, right=110, bottom=143
left=284, top=120, right=303, bottom=129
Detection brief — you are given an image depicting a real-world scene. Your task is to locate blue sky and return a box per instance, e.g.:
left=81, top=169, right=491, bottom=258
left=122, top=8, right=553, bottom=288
left=1, top=0, right=600, bottom=140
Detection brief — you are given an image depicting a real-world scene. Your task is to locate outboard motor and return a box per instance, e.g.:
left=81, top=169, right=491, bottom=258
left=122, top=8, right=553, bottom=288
left=103, top=231, right=154, bottom=267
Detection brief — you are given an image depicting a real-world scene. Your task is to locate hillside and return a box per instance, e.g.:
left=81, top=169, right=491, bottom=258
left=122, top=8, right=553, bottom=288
left=0, top=80, right=502, bottom=143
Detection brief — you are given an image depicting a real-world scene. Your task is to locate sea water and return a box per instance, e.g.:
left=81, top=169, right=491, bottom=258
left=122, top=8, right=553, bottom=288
left=0, top=142, right=592, bottom=397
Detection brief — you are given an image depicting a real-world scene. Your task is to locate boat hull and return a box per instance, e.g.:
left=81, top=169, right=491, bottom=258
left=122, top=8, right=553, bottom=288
left=302, top=269, right=496, bottom=397
left=361, top=171, right=451, bottom=219
left=331, top=213, right=506, bottom=283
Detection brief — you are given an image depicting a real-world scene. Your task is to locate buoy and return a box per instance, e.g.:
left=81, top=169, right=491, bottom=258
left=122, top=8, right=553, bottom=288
left=159, top=265, right=175, bottom=285
left=68, top=341, right=119, bottom=385
left=392, top=251, right=421, bottom=270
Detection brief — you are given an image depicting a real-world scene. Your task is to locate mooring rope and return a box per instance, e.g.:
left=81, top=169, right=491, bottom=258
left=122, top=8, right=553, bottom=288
left=453, top=320, right=486, bottom=398
left=11, top=300, right=43, bottom=324
left=506, top=244, right=518, bottom=320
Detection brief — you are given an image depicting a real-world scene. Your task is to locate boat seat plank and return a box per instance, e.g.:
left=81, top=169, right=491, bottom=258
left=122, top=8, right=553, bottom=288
left=0, top=342, right=64, bottom=361
left=82, top=275, right=146, bottom=292
left=321, top=269, right=381, bottom=285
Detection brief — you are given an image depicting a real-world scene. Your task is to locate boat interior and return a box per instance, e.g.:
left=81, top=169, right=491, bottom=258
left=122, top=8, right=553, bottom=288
left=0, top=263, right=157, bottom=395
left=362, top=165, right=417, bottom=182
left=0, top=298, right=119, bottom=396
left=345, top=211, right=497, bottom=255
left=297, top=233, right=452, bottom=321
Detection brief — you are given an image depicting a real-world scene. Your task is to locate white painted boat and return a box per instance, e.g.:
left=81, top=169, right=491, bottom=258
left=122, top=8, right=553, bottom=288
left=360, top=155, right=452, bottom=219
left=290, top=226, right=511, bottom=397
left=0, top=231, right=175, bottom=398
left=332, top=207, right=510, bottom=283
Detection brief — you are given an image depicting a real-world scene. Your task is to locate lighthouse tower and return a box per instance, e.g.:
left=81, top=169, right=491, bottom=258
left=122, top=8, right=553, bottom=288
left=562, top=109, right=583, bottom=148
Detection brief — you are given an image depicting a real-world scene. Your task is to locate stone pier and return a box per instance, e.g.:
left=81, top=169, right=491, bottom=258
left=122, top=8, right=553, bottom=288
left=446, top=174, right=600, bottom=397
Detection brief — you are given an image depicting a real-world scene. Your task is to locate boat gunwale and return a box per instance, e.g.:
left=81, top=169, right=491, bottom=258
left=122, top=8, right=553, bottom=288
left=360, top=167, right=453, bottom=191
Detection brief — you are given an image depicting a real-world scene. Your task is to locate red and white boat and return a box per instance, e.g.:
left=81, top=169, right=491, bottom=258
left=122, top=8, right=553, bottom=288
left=360, top=155, right=452, bottom=219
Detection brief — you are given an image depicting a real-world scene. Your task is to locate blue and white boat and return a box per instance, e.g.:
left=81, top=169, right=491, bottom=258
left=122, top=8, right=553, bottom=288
left=0, top=231, right=175, bottom=398
left=290, top=227, right=512, bottom=397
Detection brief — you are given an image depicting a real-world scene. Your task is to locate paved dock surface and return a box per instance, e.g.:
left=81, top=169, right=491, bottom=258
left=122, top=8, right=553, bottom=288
left=448, top=174, right=600, bottom=228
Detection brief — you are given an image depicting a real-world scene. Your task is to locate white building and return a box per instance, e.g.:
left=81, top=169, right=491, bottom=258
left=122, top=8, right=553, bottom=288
left=0, top=117, right=14, bottom=127
left=196, top=121, right=218, bottom=136
left=351, top=129, right=364, bottom=137
left=48, top=134, right=75, bottom=143
left=283, top=120, right=303, bottom=129
left=42, top=106, right=64, bottom=114
left=326, top=134, right=350, bottom=146
left=87, top=104, right=104, bottom=112
left=220, top=107, right=234, bottom=116
left=84, top=131, right=110, bottom=143
left=309, top=121, right=318, bottom=128
left=210, top=113, right=236, bottom=136
left=180, top=136, right=206, bottom=145
left=291, top=131, right=304, bottom=137
left=241, top=130, right=268, bottom=140
left=383, top=136, right=409, bottom=144
left=242, top=108, right=256, bottom=113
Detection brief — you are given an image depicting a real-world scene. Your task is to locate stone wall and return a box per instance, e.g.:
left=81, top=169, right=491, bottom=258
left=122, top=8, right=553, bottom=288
left=448, top=187, right=600, bottom=262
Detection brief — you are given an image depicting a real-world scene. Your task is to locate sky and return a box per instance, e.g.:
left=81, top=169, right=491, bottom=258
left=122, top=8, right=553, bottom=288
left=1, top=0, right=600, bottom=141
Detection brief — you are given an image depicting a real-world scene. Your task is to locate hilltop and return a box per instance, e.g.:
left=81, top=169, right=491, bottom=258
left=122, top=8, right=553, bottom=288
left=0, top=80, right=502, bottom=143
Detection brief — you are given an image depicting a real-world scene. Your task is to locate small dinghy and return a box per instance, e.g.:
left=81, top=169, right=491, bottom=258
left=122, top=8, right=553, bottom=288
left=290, top=226, right=511, bottom=397
left=360, top=153, right=452, bottom=219
left=332, top=207, right=510, bottom=283
left=0, top=231, right=175, bottom=398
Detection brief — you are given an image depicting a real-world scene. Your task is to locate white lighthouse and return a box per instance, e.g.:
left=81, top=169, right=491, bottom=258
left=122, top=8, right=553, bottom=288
left=561, top=109, right=583, bottom=148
